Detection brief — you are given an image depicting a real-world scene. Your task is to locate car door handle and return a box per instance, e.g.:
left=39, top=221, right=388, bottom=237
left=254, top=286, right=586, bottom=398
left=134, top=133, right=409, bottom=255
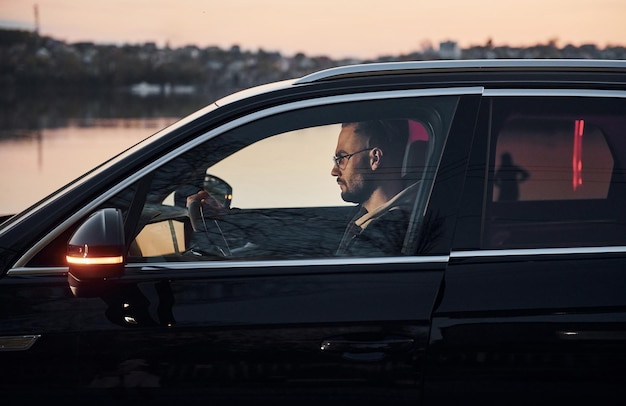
left=320, top=335, right=414, bottom=354
left=0, top=335, right=41, bottom=351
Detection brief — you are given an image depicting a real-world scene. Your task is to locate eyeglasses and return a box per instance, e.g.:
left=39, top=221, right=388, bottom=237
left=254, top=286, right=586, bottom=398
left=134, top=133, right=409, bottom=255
left=332, top=148, right=373, bottom=169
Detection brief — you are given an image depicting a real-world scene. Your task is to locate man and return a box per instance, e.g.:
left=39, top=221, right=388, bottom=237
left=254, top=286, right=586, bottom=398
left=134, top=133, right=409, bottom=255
left=332, top=120, right=418, bottom=256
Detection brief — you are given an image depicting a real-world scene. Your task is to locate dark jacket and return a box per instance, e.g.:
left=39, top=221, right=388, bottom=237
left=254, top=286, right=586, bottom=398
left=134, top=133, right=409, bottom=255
left=336, top=182, right=419, bottom=256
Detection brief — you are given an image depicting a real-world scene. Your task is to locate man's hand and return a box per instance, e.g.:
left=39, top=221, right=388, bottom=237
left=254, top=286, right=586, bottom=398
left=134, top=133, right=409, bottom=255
left=187, top=190, right=228, bottom=220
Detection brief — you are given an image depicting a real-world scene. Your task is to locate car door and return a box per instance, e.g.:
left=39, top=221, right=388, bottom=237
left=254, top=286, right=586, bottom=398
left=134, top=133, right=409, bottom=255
left=0, top=89, right=479, bottom=404
left=427, top=90, right=626, bottom=404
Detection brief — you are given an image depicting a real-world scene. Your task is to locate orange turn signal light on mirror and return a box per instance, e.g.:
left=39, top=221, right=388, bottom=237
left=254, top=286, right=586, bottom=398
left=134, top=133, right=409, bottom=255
left=66, top=255, right=124, bottom=265
left=67, top=240, right=124, bottom=266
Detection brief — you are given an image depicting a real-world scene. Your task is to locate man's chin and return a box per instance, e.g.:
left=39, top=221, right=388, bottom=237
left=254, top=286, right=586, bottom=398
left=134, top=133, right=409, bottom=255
left=340, top=192, right=359, bottom=204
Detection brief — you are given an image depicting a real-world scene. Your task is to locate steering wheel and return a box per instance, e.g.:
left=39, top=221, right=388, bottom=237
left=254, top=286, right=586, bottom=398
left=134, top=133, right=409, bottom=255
left=187, top=197, right=232, bottom=257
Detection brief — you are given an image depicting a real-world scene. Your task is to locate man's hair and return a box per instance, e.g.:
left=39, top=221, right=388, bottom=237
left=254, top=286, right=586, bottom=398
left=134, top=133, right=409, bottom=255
left=343, top=120, right=409, bottom=169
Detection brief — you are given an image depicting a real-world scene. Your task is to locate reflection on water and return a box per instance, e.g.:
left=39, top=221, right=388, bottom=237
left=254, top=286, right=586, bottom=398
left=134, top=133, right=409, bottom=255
left=0, top=88, right=218, bottom=216
left=0, top=87, right=213, bottom=135
left=0, top=117, right=177, bottom=215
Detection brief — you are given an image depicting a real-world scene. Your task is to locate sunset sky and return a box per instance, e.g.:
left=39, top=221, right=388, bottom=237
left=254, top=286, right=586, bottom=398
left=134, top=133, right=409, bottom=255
left=1, top=0, right=625, bottom=59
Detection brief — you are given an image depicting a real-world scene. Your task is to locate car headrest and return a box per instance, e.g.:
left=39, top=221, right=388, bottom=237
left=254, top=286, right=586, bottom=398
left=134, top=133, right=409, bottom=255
left=402, top=120, right=430, bottom=184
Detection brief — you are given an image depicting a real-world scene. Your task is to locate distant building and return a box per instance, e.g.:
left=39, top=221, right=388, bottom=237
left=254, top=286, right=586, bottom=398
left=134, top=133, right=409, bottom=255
left=439, top=41, right=461, bottom=60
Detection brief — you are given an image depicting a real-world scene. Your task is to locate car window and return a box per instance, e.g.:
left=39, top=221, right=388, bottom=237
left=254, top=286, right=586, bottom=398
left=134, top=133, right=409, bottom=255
left=107, top=96, right=460, bottom=262
left=483, top=96, right=626, bottom=249
left=207, top=125, right=349, bottom=209
left=492, top=118, right=613, bottom=202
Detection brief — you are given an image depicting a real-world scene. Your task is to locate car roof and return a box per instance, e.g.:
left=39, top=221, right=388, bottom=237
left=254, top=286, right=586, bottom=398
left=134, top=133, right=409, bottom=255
left=214, top=59, right=626, bottom=107
left=295, top=59, right=626, bottom=84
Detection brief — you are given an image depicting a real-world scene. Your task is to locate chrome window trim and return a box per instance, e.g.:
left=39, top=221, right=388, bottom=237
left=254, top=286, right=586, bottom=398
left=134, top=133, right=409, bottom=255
left=484, top=88, right=626, bottom=98
left=10, top=86, right=482, bottom=272
left=8, top=255, right=450, bottom=276
left=6, top=267, right=68, bottom=276
left=451, top=246, right=626, bottom=259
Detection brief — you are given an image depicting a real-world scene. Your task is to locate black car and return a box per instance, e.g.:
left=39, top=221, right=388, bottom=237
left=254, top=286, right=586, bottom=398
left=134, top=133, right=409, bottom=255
left=2, top=59, right=626, bottom=404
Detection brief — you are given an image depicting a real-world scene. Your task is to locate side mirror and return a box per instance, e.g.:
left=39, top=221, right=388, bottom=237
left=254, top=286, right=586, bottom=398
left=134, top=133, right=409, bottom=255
left=204, top=174, right=232, bottom=209
left=66, top=208, right=125, bottom=297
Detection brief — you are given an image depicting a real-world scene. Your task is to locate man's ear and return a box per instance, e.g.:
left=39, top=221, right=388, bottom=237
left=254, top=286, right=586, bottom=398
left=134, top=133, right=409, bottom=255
left=370, top=147, right=383, bottom=170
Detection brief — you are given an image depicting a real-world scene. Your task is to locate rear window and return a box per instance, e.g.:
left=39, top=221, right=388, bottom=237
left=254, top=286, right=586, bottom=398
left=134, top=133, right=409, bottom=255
left=483, top=96, right=626, bottom=249
left=493, top=118, right=613, bottom=202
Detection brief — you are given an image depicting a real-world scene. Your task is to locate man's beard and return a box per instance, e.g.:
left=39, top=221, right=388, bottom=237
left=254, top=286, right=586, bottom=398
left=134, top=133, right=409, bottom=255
left=341, top=178, right=374, bottom=205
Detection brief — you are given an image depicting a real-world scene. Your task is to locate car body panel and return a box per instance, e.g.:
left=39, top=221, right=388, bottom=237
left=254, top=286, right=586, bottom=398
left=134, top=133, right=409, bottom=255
left=0, top=258, right=445, bottom=403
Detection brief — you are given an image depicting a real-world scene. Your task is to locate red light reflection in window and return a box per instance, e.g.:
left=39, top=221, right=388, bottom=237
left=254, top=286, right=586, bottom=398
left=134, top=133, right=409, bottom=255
left=572, top=119, right=584, bottom=191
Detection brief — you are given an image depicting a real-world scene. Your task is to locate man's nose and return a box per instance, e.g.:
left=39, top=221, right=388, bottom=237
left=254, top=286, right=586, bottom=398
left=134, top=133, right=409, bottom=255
left=331, top=164, right=341, bottom=177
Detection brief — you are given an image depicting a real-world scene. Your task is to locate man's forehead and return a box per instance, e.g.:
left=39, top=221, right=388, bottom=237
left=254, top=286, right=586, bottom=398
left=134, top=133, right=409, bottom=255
left=337, top=124, right=366, bottom=150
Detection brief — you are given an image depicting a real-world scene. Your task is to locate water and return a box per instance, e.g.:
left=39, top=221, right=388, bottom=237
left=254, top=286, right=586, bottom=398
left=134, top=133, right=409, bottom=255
left=0, top=117, right=180, bottom=216
left=0, top=87, right=218, bottom=216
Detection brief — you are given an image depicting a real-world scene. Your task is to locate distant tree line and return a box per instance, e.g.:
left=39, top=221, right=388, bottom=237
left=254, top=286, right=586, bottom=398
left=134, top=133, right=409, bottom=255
left=0, top=29, right=337, bottom=95
left=1, top=28, right=625, bottom=96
